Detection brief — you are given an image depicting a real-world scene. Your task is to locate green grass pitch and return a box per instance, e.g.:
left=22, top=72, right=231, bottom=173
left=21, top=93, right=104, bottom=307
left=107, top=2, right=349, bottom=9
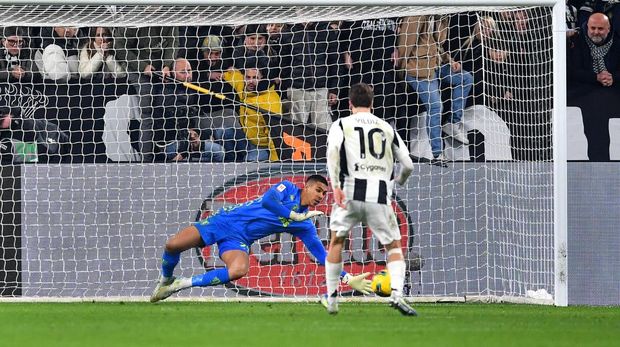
left=1, top=302, right=618, bottom=347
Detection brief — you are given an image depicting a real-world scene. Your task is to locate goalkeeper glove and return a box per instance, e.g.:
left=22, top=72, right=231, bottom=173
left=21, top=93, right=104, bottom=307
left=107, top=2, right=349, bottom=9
left=342, top=272, right=372, bottom=294
left=289, top=210, right=324, bottom=221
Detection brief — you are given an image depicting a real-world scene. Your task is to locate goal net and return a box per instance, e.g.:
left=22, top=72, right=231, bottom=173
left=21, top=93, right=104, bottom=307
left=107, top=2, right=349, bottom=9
left=0, top=1, right=564, bottom=304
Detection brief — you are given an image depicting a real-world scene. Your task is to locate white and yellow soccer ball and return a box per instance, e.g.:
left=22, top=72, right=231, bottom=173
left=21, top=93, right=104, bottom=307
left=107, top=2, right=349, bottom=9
left=371, top=269, right=392, bottom=297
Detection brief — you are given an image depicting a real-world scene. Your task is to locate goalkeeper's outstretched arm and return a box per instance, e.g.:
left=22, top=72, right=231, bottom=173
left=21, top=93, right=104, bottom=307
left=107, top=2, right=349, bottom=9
left=262, top=183, right=324, bottom=221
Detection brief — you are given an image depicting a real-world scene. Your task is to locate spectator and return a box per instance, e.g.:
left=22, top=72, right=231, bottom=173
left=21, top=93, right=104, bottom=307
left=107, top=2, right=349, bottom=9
left=339, top=18, right=411, bottom=148
left=568, top=12, right=620, bottom=161
left=0, top=26, right=34, bottom=83
left=578, top=0, right=620, bottom=36
left=567, top=0, right=580, bottom=37
left=265, top=23, right=287, bottom=96
left=164, top=128, right=225, bottom=162
left=34, top=27, right=82, bottom=82
left=232, top=24, right=269, bottom=70
left=78, top=27, right=126, bottom=81
left=457, top=16, right=508, bottom=106
left=280, top=21, right=339, bottom=130
left=500, top=9, right=553, bottom=161
left=195, top=35, right=242, bottom=161
left=398, top=15, right=474, bottom=162
left=224, top=57, right=280, bottom=161
left=113, top=26, right=178, bottom=83
left=138, top=57, right=198, bottom=162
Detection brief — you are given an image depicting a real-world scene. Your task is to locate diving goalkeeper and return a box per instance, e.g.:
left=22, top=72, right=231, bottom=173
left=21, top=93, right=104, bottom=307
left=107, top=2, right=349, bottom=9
left=150, top=174, right=372, bottom=302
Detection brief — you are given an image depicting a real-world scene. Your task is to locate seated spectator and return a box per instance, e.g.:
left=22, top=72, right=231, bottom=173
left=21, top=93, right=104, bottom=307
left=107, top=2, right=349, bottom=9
left=0, top=26, right=34, bottom=83
left=34, top=27, right=82, bottom=82
left=223, top=57, right=280, bottom=161
left=78, top=27, right=127, bottom=81
left=138, top=57, right=198, bottom=162
left=398, top=15, right=474, bottom=162
left=568, top=12, right=620, bottom=161
left=164, top=128, right=225, bottom=162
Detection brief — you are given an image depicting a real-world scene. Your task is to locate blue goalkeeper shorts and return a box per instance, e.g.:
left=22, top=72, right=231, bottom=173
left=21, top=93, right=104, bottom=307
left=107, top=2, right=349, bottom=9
left=194, top=218, right=250, bottom=256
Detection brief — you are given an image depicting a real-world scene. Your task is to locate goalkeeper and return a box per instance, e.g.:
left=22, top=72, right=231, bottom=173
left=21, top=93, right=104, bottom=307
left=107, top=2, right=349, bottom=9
left=150, top=174, right=372, bottom=302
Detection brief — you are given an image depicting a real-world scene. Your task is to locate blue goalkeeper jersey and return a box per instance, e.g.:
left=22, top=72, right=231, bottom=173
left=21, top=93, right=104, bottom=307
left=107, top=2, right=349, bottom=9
left=199, top=180, right=315, bottom=245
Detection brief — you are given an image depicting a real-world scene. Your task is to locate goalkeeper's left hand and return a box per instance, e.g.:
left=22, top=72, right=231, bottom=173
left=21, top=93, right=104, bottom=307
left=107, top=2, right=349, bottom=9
left=289, top=210, right=324, bottom=221
left=342, top=272, right=372, bottom=294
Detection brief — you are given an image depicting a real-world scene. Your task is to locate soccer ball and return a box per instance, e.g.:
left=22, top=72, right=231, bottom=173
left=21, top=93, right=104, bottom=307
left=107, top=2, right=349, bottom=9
left=371, top=270, right=392, bottom=297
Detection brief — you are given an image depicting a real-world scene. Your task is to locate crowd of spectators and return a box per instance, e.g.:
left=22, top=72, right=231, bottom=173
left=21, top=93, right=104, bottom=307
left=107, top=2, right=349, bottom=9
left=1, top=3, right=611, bottom=163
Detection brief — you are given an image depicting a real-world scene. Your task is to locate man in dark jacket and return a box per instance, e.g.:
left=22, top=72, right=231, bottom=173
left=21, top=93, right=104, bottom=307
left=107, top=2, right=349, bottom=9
left=280, top=22, right=339, bottom=131
left=0, top=27, right=35, bottom=83
left=568, top=12, right=620, bottom=161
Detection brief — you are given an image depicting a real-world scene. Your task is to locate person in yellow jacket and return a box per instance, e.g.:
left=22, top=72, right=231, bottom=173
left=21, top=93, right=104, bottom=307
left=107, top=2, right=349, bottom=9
left=223, top=60, right=280, bottom=161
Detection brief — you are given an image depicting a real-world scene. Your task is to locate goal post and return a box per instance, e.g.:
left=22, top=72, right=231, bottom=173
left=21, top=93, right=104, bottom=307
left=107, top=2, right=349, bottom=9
left=0, top=0, right=567, bottom=306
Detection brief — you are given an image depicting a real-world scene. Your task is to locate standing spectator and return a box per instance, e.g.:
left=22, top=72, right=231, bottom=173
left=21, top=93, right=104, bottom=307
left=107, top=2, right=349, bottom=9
left=114, top=26, right=178, bottom=83
left=78, top=27, right=126, bottom=81
left=196, top=35, right=237, bottom=131
left=265, top=23, right=288, bottom=95
left=340, top=18, right=411, bottom=148
left=456, top=16, right=508, bottom=106
left=34, top=27, right=82, bottom=82
left=232, top=24, right=269, bottom=71
left=0, top=27, right=34, bottom=83
left=196, top=35, right=243, bottom=161
left=178, top=25, right=234, bottom=69
left=568, top=12, right=620, bottom=161
left=398, top=15, right=474, bottom=162
left=280, top=22, right=339, bottom=131
left=501, top=9, right=553, bottom=161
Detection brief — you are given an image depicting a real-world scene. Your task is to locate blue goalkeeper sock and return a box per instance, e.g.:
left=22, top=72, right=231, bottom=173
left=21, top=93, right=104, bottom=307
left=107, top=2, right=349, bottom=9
left=191, top=268, right=230, bottom=287
left=161, top=251, right=180, bottom=278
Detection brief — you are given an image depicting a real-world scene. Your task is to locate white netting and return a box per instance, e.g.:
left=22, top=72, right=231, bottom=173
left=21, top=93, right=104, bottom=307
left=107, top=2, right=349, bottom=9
left=0, top=3, right=557, bottom=303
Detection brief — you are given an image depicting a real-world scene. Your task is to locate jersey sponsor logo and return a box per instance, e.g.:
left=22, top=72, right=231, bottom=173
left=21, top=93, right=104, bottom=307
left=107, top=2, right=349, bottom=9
left=354, top=163, right=387, bottom=173
left=194, top=166, right=417, bottom=297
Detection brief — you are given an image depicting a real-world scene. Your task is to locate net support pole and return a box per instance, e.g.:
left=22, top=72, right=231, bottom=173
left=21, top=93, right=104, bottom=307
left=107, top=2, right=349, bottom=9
left=552, top=0, right=568, bottom=307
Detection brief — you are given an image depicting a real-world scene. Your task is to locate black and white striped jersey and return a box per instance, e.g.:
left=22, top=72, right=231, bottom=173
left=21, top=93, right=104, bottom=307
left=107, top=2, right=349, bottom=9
left=327, top=111, right=413, bottom=204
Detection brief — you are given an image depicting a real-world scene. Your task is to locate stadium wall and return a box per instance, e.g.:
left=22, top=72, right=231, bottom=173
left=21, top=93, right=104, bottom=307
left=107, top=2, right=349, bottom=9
left=18, top=163, right=553, bottom=299
left=2, top=162, right=616, bottom=304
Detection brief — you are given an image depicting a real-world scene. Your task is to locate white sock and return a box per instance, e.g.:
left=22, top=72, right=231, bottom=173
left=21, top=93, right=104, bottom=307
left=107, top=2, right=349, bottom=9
left=387, top=259, right=406, bottom=297
left=325, top=261, right=343, bottom=297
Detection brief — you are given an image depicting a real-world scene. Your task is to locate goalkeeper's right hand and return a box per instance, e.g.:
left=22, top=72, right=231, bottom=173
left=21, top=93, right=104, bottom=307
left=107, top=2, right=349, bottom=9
left=289, top=210, right=324, bottom=221
left=342, top=272, right=372, bottom=294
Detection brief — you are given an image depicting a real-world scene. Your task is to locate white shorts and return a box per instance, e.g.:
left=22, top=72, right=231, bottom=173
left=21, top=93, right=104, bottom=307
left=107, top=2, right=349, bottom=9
left=329, top=200, right=401, bottom=245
